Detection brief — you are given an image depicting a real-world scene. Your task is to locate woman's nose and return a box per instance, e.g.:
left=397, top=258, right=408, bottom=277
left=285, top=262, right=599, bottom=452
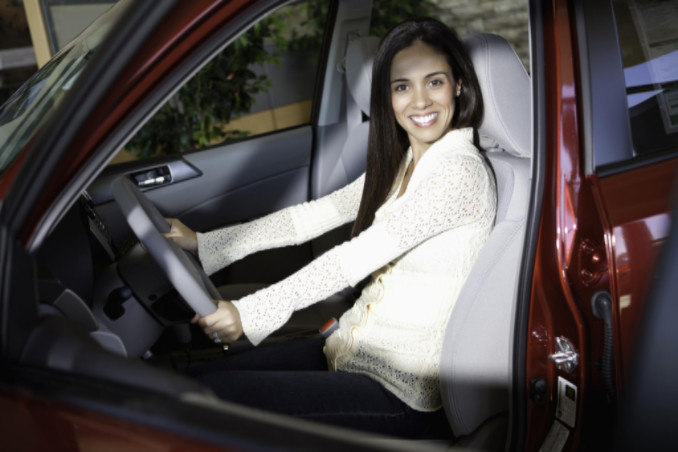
left=412, top=87, right=431, bottom=109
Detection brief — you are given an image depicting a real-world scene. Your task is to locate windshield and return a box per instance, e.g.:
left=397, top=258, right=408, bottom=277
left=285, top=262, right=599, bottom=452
left=0, top=1, right=126, bottom=172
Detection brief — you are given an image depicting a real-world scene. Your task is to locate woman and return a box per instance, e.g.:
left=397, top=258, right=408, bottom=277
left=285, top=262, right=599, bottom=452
left=166, top=18, right=496, bottom=438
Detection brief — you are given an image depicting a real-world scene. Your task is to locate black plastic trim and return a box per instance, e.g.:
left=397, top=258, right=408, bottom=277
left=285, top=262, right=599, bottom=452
left=595, top=150, right=678, bottom=179
left=0, top=226, right=39, bottom=360
left=573, top=0, right=634, bottom=173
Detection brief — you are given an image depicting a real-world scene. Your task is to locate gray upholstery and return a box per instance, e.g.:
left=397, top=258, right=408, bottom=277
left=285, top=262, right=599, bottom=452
left=312, top=36, right=378, bottom=199
left=439, top=33, right=531, bottom=439
left=345, top=36, right=380, bottom=116
left=468, top=33, right=531, bottom=158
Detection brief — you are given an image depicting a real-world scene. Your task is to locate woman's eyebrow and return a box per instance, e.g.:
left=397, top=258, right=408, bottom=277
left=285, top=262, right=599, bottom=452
left=390, top=71, right=450, bottom=84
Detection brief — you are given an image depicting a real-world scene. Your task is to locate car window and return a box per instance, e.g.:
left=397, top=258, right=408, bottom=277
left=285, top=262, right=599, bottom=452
left=113, top=0, right=328, bottom=164
left=0, top=1, right=125, bottom=173
left=613, top=0, right=678, bottom=159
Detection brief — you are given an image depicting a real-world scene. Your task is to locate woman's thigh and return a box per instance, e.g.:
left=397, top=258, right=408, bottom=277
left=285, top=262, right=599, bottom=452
left=189, top=338, right=451, bottom=438
left=196, top=368, right=449, bottom=438
left=188, top=337, right=328, bottom=374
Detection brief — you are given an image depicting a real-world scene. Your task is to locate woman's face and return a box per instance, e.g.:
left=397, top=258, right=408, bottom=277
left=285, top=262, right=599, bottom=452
left=390, top=41, right=460, bottom=156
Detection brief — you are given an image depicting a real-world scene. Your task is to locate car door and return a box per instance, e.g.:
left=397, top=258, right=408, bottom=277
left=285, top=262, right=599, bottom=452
left=579, top=0, right=678, bottom=439
left=578, top=0, right=678, bottom=384
left=521, top=0, right=678, bottom=450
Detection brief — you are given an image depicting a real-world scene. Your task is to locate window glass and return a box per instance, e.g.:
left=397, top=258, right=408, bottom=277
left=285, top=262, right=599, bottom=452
left=614, top=0, right=678, bottom=157
left=113, top=0, right=328, bottom=164
left=0, top=1, right=125, bottom=172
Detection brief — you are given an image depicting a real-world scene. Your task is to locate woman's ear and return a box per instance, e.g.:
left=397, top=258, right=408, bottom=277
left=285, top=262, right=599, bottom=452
left=456, top=79, right=463, bottom=97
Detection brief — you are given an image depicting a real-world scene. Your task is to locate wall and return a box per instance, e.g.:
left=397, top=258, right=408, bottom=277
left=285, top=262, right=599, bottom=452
left=435, top=0, right=530, bottom=68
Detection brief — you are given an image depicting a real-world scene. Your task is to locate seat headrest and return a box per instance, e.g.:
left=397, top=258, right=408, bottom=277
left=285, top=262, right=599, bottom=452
left=463, top=33, right=531, bottom=158
left=344, top=32, right=531, bottom=156
left=345, top=36, right=380, bottom=116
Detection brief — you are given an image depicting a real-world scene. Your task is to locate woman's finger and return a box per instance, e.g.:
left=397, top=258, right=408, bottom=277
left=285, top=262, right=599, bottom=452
left=203, top=317, right=236, bottom=337
left=196, top=301, right=243, bottom=343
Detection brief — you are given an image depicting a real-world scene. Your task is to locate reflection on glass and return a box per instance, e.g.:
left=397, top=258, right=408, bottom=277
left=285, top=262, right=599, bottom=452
left=0, top=0, right=125, bottom=172
left=614, top=0, right=678, bottom=155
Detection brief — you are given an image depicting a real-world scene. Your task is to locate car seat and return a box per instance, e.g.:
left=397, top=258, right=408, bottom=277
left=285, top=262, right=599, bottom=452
left=439, top=32, right=531, bottom=448
left=311, top=35, right=378, bottom=199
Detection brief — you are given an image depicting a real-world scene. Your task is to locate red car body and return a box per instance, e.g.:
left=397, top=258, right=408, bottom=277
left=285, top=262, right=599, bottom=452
left=0, top=0, right=676, bottom=450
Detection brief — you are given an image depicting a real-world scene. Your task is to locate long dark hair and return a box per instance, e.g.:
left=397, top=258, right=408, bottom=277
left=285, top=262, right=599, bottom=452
left=351, top=18, right=483, bottom=237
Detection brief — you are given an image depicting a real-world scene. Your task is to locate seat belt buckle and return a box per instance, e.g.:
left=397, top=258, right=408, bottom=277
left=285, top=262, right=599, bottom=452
left=319, top=317, right=339, bottom=337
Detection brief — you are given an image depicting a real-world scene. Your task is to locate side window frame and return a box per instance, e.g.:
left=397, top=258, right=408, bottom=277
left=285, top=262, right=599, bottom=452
left=576, top=0, right=678, bottom=177
left=575, top=0, right=634, bottom=175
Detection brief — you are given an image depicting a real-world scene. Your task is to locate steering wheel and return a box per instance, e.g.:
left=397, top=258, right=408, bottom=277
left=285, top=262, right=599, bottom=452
left=111, top=176, right=219, bottom=317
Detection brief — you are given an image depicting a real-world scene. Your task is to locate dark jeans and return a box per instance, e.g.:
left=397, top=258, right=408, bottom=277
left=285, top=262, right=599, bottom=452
left=188, top=337, right=452, bottom=439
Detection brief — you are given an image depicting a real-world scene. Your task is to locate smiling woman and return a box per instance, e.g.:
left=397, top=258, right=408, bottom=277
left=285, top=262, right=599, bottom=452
left=163, top=17, right=496, bottom=439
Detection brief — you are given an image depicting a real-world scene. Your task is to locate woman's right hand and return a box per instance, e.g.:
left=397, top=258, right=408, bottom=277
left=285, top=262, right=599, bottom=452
left=164, top=218, right=198, bottom=254
left=193, top=300, right=243, bottom=344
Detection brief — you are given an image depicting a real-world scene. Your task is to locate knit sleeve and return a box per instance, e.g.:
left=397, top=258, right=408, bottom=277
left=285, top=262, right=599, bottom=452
left=196, top=174, right=364, bottom=275
left=233, top=153, right=496, bottom=345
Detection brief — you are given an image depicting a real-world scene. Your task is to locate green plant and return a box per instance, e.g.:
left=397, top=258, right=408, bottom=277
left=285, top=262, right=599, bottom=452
left=370, top=0, right=438, bottom=37
left=126, top=16, right=286, bottom=158
left=285, top=0, right=438, bottom=53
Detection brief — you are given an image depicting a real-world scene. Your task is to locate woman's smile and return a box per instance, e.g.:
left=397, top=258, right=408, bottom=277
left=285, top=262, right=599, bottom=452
left=410, top=112, right=439, bottom=127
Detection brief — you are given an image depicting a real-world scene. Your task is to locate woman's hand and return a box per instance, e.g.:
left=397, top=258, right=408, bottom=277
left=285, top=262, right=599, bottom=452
left=164, top=218, right=198, bottom=254
left=193, top=300, right=243, bottom=344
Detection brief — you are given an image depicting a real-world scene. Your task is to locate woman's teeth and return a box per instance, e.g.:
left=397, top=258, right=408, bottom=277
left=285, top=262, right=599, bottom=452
left=410, top=112, right=438, bottom=126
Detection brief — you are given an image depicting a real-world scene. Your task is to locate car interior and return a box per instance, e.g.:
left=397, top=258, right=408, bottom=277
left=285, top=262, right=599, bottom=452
left=21, top=0, right=532, bottom=449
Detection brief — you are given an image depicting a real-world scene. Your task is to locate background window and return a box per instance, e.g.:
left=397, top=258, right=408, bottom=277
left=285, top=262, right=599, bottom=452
left=614, top=0, right=678, bottom=158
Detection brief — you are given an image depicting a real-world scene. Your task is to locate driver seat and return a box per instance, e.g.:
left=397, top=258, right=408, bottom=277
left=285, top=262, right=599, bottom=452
left=439, top=33, right=531, bottom=448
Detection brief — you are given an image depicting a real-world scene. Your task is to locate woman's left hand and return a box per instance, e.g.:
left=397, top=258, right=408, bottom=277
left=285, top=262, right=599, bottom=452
left=164, top=218, right=198, bottom=254
left=193, top=300, right=243, bottom=344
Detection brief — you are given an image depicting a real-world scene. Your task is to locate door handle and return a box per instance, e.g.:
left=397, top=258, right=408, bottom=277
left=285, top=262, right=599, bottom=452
left=131, top=166, right=171, bottom=188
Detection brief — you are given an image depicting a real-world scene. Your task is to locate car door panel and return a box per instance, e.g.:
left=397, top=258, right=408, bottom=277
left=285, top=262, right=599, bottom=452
left=591, top=158, right=678, bottom=382
left=575, top=0, right=678, bottom=399
left=177, top=126, right=312, bottom=228
left=91, top=126, right=312, bottom=247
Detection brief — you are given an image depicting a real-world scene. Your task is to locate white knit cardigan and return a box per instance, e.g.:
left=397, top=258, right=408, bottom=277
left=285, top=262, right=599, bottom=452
left=197, top=127, right=497, bottom=411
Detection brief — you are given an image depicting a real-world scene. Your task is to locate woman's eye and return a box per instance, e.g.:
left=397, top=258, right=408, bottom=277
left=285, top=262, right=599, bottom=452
left=429, top=79, right=444, bottom=87
left=394, top=84, right=408, bottom=92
